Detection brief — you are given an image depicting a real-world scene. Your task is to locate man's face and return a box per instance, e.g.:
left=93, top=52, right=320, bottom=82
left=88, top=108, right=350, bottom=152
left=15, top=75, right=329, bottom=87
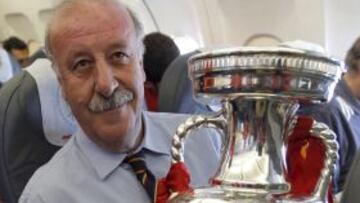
left=50, top=4, right=145, bottom=152
left=11, top=48, right=29, bottom=67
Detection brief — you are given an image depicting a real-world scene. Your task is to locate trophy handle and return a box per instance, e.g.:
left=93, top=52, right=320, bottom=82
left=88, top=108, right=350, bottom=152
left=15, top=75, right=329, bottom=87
left=308, top=120, right=339, bottom=202
left=170, top=102, right=231, bottom=164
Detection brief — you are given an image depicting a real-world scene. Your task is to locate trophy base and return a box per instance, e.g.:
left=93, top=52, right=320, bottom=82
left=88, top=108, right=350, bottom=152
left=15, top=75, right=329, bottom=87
left=170, top=187, right=274, bottom=203
left=169, top=187, right=324, bottom=203
left=211, top=179, right=290, bottom=194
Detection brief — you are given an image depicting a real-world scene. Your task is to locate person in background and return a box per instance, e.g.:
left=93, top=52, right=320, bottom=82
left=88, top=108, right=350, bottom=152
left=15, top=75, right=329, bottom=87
left=143, top=32, right=180, bottom=111
left=299, top=37, right=360, bottom=194
left=2, top=36, right=30, bottom=68
left=19, top=0, right=220, bottom=202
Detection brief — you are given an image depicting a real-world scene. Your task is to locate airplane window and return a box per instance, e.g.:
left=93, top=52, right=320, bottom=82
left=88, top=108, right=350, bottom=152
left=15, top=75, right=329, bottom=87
left=173, top=35, right=200, bottom=54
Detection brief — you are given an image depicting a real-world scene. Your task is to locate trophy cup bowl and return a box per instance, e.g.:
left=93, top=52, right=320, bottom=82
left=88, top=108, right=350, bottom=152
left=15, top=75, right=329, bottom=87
left=169, top=46, right=343, bottom=203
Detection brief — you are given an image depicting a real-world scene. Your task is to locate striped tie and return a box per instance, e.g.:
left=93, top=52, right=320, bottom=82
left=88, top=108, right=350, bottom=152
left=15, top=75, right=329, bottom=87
left=124, top=151, right=157, bottom=202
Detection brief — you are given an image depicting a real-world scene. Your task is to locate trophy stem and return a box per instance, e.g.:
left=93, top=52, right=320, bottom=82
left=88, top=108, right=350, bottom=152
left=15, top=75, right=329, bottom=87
left=212, top=98, right=299, bottom=195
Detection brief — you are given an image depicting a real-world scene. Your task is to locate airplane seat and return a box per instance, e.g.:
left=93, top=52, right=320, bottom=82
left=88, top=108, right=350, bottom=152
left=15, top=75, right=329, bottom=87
left=340, top=152, right=360, bottom=203
left=0, top=59, right=77, bottom=203
left=157, top=50, right=212, bottom=114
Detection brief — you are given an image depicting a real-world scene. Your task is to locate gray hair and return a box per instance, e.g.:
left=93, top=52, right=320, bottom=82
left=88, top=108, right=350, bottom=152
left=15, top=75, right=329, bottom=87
left=45, top=0, right=144, bottom=72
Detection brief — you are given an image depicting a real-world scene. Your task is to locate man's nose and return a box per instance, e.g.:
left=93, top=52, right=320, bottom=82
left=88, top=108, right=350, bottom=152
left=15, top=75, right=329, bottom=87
left=94, top=61, right=119, bottom=97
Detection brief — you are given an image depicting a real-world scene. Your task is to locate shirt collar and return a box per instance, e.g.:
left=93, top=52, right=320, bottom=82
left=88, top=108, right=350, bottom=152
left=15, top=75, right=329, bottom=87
left=75, top=111, right=171, bottom=180
left=336, top=78, right=360, bottom=115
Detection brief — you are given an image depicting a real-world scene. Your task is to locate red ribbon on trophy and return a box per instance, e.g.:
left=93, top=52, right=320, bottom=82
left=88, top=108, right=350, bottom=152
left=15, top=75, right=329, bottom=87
left=286, top=116, right=333, bottom=203
left=156, top=162, right=193, bottom=203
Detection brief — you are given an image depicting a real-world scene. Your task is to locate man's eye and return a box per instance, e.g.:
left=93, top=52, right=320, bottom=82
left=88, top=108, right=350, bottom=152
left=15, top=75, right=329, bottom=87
left=73, top=59, right=92, bottom=71
left=111, top=51, right=130, bottom=64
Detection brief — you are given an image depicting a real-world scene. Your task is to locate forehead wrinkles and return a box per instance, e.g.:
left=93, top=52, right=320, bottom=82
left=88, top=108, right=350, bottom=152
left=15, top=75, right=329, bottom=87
left=53, top=25, right=132, bottom=48
left=49, top=1, right=134, bottom=51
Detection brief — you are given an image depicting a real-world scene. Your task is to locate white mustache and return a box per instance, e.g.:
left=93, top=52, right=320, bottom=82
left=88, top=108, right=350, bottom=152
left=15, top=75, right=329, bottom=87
left=88, top=89, right=134, bottom=113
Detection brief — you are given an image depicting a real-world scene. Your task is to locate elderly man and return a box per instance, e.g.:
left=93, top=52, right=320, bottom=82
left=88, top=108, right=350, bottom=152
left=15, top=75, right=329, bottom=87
left=19, top=0, right=220, bottom=202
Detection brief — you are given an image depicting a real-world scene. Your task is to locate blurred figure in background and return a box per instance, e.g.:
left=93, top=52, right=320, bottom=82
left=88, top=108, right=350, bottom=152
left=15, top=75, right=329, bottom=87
left=300, top=37, right=360, bottom=194
left=143, top=32, right=180, bottom=111
left=3, top=36, right=30, bottom=68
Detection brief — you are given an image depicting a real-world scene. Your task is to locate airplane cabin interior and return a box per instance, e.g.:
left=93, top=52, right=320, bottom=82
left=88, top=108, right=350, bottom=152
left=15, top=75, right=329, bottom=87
left=0, top=0, right=360, bottom=203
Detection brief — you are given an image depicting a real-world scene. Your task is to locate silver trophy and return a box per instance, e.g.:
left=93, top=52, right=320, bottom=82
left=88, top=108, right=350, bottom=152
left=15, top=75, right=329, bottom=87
left=169, top=46, right=343, bottom=202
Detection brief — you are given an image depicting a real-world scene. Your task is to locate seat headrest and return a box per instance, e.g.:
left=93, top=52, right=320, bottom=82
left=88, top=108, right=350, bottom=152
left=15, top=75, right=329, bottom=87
left=0, top=48, right=14, bottom=83
left=158, top=51, right=211, bottom=114
left=26, top=59, right=77, bottom=146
